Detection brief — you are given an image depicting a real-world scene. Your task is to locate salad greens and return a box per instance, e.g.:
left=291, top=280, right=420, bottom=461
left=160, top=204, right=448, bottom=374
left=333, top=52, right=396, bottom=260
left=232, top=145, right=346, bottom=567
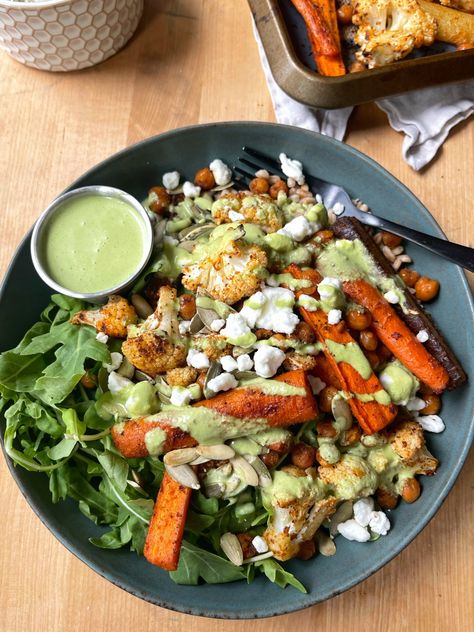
left=0, top=294, right=306, bottom=592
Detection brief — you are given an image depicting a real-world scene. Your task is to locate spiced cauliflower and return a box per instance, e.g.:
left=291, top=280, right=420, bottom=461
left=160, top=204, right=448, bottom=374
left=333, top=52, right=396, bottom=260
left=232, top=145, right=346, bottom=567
left=352, top=0, right=437, bottom=68
left=70, top=295, right=137, bottom=338
left=211, top=193, right=284, bottom=233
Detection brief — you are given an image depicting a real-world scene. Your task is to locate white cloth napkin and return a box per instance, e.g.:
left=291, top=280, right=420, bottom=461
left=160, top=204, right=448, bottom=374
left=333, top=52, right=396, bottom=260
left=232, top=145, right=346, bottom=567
left=255, top=26, right=474, bottom=171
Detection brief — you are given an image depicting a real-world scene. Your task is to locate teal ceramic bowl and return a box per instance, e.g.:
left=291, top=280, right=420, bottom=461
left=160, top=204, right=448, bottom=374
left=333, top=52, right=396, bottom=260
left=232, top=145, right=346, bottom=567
left=1, top=122, right=473, bottom=619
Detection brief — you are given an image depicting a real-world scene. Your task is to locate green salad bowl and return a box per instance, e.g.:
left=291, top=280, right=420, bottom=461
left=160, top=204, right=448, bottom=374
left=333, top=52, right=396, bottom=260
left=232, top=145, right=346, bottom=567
left=1, top=122, right=473, bottom=619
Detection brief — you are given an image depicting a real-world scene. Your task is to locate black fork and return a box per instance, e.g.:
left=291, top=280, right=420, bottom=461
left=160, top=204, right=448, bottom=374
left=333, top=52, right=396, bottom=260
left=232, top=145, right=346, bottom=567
left=234, top=146, right=474, bottom=273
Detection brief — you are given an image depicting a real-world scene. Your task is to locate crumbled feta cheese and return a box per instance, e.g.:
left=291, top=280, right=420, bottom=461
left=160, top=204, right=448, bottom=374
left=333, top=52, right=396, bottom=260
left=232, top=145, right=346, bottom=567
left=406, top=397, right=426, bottom=412
left=251, top=535, right=269, bottom=553
left=297, top=294, right=319, bottom=312
left=220, top=355, right=238, bottom=372
left=207, top=372, right=238, bottom=393
left=254, top=345, right=285, bottom=378
left=369, top=511, right=391, bottom=536
left=417, top=414, right=445, bottom=433
left=315, top=194, right=323, bottom=204
left=221, top=313, right=251, bottom=340
left=383, top=290, right=399, bottom=304
left=182, top=181, right=201, bottom=198
left=96, top=332, right=108, bottom=344
left=241, top=286, right=299, bottom=335
left=279, top=153, right=305, bottom=185
left=104, top=352, right=123, bottom=373
left=277, top=215, right=318, bottom=242
left=327, top=309, right=342, bottom=325
left=209, top=158, right=232, bottom=186
left=308, top=375, right=326, bottom=395
left=162, top=170, right=180, bottom=190
left=186, top=348, right=210, bottom=370
left=228, top=210, right=245, bottom=222
left=108, top=371, right=133, bottom=395
left=210, top=318, right=225, bottom=332
left=164, top=235, right=179, bottom=246
left=317, top=277, right=341, bottom=297
left=179, top=320, right=191, bottom=335
left=237, top=354, right=253, bottom=371
left=332, top=202, right=345, bottom=216
left=337, top=519, right=371, bottom=542
left=170, top=387, right=192, bottom=407
left=353, top=497, right=374, bottom=528
left=416, top=329, right=429, bottom=343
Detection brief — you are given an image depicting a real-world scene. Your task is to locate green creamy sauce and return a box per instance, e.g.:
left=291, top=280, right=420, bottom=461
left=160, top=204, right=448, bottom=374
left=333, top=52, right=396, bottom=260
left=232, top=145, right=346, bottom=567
left=379, top=360, right=419, bottom=404
left=317, top=239, right=408, bottom=312
left=145, top=427, right=168, bottom=456
left=267, top=273, right=312, bottom=291
left=265, top=470, right=319, bottom=505
left=355, top=390, right=392, bottom=405
left=325, top=339, right=373, bottom=380
left=43, top=195, right=147, bottom=293
left=237, top=377, right=306, bottom=397
left=96, top=381, right=160, bottom=419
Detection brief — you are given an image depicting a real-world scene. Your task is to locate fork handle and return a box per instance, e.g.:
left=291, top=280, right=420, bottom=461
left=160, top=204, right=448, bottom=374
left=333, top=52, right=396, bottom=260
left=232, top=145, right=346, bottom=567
left=359, top=213, right=474, bottom=273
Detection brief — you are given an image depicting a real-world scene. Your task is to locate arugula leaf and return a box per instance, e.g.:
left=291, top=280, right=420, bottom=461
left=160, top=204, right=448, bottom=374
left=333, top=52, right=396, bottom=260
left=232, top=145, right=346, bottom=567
left=97, top=450, right=129, bottom=492
left=0, top=352, right=46, bottom=392
left=170, top=541, right=246, bottom=585
left=89, top=529, right=125, bottom=549
left=48, top=437, right=77, bottom=460
left=255, top=559, right=307, bottom=593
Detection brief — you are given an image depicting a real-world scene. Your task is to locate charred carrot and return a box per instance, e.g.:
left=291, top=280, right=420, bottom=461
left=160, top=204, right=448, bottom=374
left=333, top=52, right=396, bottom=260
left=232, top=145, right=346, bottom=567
left=286, top=265, right=397, bottom=434
left=342, top=279, right=449, bottom=393
left=112, top=370, right=318, bottom=459
left=144, top=472, right=192, bottom=571
left=312, top=354, right=342, bottom=389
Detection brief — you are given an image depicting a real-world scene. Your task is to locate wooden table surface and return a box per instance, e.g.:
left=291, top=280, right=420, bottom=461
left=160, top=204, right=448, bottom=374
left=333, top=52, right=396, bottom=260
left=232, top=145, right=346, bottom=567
left=1, top=1, right=473, bottom=630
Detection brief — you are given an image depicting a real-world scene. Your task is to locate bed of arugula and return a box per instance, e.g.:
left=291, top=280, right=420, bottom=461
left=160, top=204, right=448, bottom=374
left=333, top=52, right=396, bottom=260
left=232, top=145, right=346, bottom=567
left=0, top=294, right=306, bottom=594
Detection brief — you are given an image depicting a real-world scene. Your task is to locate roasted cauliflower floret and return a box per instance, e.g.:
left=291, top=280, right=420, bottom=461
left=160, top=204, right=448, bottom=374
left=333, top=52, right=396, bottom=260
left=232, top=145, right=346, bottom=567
left=211, top=193, right=284, bottom=233
left=70, top=295, right=137, bottom=338
left=191, top=333, right=231, bottom=360
left=262, top=468, right=336, bottom=561
left=387, top=420, right=438, bottom=475
left=318, top=454, right=378, bottom=500
left=182, top=227, right=268, bottom=305
left=165, top=366, right=198, bottom=387
left=122, top=286, right=186, bottom=376
left=352, top=0, right=437, bottom=68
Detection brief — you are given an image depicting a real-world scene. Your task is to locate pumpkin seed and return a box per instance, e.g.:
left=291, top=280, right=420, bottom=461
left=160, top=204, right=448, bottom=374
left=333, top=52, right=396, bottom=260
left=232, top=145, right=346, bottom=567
left=155, top=376, right=172, bottom=404
left=234, top=370, right=257, bottom=381
left=117, top=356, right=135, bottom=379
left=204, top=361, right=223, bottom=399
left=178, top=222, right=215, bottom=241
left=131, top=294, right=153, bottom=319
left=331, top=396, right=353, bottom=430
left=230, top=456, right=259, bottom=487
left=329, top=500, right=354, bottom=537
left=196, top=444, right=235, bottom=460
left=211, top=181, right=235, bottom=192
left=220, top=532, right=244, bottom=566
left=204, top=482, right=225, bottom=498
left=189, top=455, right=210, bottom=465
left=178, top=240, right=198, bottom=253
left=189, top=312, right=206, bottom=335
left=242, top=551, right=274, bottom=564
left=135, top=370, right=155, bottom=383
left=165, top=463, right=200, bottom=489
left=196, top=292, right=235, bottom=329
left=316, top=530, right=337, bottom=556
left=153, top=218, right=168, bottom=243
left=218, top=462, right=233, bottom=477
left=164, top=447, right=199, bottom=466
left=243, top=455, right=272, bottom=487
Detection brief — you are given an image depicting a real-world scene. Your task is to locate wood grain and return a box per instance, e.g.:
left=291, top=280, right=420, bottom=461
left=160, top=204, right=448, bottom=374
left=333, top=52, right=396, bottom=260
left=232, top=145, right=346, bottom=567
left=0, top=1, right=473, bottom=630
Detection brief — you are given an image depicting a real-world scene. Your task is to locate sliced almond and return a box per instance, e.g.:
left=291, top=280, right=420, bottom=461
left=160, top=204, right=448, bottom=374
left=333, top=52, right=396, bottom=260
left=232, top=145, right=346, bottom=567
left=196, top=444, right=235, bottom=460
left=230, top=456, right=259, bottom=487
left=244, top=455, right=272, bottom=487
left=189, top=455, right=210, bottom=465
left=165, top=463, right=200, bottom=489
left=220, top=532, right=244, bottom=566
left=164, top=447, right=199, bottom=466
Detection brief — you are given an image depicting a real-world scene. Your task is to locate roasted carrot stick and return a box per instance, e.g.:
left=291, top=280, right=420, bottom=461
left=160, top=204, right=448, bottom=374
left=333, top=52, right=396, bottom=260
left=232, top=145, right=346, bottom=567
left=343, top=279, right=449, bottom=393
left=312, top=354, right=342, bottom=389
left=144, top=472, right=192, bottom=571
left=112, top=370, right=318, bottom=459
left=286, top=265, right=397, bottom=434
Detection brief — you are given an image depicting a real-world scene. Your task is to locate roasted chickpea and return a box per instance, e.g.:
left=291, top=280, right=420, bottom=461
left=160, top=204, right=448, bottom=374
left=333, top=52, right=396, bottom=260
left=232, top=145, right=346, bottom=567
left=336, top=4, right=353, bottom=24
left=359, top=330, right=378, bottom=351
left=349, top=61, right=365, bottom=73
left=81, top=372, right=96, bottom=389
left=378, top=344, right=392, bottom=363
left=399, top=267, right=420, bottom=288
left=281, top=464, right=306, bottom=478
left=414, top=276, right=440, bottom=302
left=269, top=180, right=289, bottom=199
left=376, top=487, right=398, bottom=510
left=291, top=442, right=316, bottom=469
left=297, top=539, right=316, bottom=560
left=255, top=328, right=273, bottom=340
left=249, top=177, right=269, bottom=194
left=345, top=308, right=372, bottom=331
left=344, top=424, right=361, bottom=446
left=194, top=167, right=215, bottom=190
left=179, top=293, right=196, bottom=320
left=260, top=450, right=280, bottom=469
left=315, top=449, right=331, bottom=467
left=401, top=478, right=421, bottom=503
left=318, top=386, right=338, bottom=413
left=381, top=231, right=403, bottom=249
left=366, top=351, right=380, bottom=369
left=293, top=321, right=315, bottom=344
left=148, top=186, right=170, bottom=214
left=421, top=393, right=441, bottom=416
left=316, top=420, right=337, bottom=438
left=237, top=533, right=257, bottom=559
